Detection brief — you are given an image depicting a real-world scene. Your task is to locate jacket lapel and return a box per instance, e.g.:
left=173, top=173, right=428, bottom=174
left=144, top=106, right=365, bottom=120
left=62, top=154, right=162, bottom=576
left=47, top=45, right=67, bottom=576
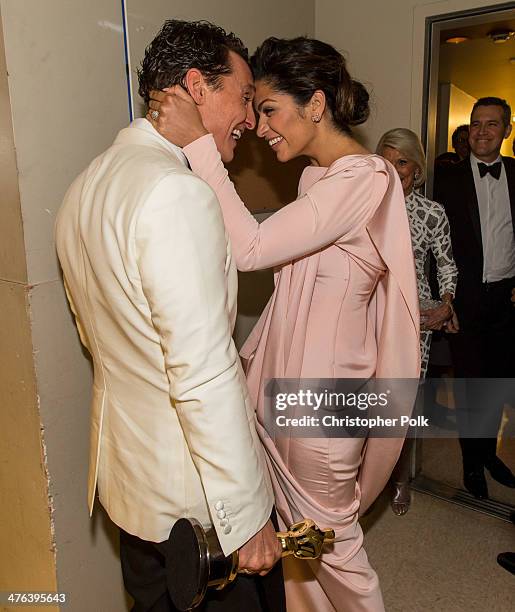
left=462, top=159, right=483, bottom=249
left=502, top=157, right=515, bottom=236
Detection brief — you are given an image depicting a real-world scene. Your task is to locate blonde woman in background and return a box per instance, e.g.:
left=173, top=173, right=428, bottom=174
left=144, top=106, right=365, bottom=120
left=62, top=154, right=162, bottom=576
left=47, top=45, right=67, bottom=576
left=377, top=128, right=459, bottom=515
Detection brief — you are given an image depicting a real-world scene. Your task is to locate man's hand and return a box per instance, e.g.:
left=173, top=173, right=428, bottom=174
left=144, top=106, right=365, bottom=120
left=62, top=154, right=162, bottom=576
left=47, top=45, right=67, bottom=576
left=147, top=86, right=208, bottom=147
left=237, top=519, right=282, bottom=576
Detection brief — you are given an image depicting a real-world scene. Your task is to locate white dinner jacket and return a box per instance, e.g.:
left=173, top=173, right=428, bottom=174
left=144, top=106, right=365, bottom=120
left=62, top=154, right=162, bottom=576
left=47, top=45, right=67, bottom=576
left=55, top=119, right=273, bottom=554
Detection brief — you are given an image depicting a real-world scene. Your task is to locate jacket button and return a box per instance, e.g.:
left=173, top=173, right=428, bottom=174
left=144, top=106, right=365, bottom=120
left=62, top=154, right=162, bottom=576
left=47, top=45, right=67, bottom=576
left=214, top=501, right=224, bottom=511
left=217, top=510, right=226, bottom=519
left=220, top=518, right=229, bottom=527
left=223, top=525, right=232, bottom=535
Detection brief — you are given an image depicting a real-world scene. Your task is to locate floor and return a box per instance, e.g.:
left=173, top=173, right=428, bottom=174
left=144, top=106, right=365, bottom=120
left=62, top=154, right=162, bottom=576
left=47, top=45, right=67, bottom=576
left=420, top=391, right=515, bottom=506
left=362, top=489, right=515, bottom=612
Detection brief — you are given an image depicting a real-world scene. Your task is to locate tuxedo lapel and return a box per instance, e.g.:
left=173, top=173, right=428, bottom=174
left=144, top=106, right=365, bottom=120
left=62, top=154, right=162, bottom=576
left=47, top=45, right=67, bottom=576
left=502, top=157, right=515, bottom=236
left=461, top=159, right=483, bottom=249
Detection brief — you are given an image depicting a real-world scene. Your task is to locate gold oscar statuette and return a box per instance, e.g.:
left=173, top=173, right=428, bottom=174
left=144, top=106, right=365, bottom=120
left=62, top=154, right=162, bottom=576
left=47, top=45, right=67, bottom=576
left=166, top=517, right=335, bottom=610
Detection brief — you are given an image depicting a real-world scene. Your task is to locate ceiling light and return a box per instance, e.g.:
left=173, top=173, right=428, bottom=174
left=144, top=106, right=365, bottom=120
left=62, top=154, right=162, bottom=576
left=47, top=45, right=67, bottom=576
left=488, top=29, right=514, bottom=44
left=445, top=36, right=468, bottom=44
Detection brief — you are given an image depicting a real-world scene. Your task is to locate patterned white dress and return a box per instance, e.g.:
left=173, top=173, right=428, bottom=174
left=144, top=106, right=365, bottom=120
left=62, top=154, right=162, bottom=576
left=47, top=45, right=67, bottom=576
left=405, top=190, right=458, bottom=377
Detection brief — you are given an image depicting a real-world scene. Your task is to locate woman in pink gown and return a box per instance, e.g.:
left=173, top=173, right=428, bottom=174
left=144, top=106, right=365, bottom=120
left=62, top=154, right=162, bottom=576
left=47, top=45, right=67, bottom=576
left=150, top=36, right=420, bottom=612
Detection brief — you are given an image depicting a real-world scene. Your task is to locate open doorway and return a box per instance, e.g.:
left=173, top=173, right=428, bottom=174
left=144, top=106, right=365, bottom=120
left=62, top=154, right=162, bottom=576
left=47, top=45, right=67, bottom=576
left=413, top=3, right=515, bottom=520
left=423, top=3, right=514, bottom=197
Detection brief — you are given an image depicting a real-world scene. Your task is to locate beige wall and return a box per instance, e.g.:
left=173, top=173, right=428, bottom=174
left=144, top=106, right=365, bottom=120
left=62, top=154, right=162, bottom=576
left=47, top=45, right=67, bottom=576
left=0, top=283, right=58, bottom=612
left=315, top=0, right=505, bottom=151
left=0, top=0, right=129, bottom=609
left=0, top=9, right=26, bottom=285
left=0, top=4, right=57, bottom=607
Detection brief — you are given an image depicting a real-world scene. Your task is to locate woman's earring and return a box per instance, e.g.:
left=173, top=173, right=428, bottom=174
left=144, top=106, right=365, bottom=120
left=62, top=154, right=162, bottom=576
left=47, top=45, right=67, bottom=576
left=414, top=172, right=420, bottom=181
left=311, top=113, right=321, bottom=123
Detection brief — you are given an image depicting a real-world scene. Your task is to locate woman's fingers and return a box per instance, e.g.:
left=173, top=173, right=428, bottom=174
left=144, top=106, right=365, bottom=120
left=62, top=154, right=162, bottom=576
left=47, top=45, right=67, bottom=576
left=149, top=85, right=193, bottom=104
left=145, top=84, right=206, bottom=146
left=420, top=303, right=453, bottom=329
left=149, top=89, right=166, bottom=102
left=445, top=313, right=460, bottom=333
left=171, top=84, right=195, bottom=101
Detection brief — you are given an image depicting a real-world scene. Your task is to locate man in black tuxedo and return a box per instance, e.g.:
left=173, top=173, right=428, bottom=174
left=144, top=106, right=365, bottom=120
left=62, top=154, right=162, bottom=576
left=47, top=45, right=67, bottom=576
left=434, top=97, right=515, bottom=499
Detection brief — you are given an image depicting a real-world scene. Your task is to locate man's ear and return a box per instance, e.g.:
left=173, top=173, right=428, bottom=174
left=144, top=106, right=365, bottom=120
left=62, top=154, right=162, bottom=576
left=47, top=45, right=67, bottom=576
left=183, top=68, right=207, bottom=105
left=504, top=123, right=512, bottom=140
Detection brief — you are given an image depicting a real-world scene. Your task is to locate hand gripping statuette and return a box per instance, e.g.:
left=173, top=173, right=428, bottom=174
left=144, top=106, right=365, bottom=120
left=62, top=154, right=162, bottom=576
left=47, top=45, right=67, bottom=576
left=165, top=517, right=335, bottom=610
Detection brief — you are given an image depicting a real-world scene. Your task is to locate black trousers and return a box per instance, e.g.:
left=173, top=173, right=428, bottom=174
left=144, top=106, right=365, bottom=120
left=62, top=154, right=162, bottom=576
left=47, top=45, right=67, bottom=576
left=449, top=277, right=515, bottom=471
left=120, top=513, right=286, bottom=612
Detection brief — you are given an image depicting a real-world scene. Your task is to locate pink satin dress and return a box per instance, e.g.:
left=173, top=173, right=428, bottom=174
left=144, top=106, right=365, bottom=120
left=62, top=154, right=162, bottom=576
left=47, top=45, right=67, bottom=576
left=184, top=136, right=420, bottom=612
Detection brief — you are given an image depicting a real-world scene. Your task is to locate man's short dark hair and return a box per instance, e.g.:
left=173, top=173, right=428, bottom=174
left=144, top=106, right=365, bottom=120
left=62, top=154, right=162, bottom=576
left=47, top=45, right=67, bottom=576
left=451, top=124, right=469, bottom=147
left=471, top=97, right=511, bottom=127
left=137, top=20, right=249, bottom=105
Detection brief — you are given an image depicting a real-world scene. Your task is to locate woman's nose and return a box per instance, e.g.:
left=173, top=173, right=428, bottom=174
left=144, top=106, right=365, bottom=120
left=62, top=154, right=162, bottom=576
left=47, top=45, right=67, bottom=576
left=256, top=116, right=268, bottom=138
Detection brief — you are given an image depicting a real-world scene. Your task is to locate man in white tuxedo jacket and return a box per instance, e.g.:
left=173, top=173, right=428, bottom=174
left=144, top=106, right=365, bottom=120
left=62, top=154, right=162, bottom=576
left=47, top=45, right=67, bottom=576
left=56, top=20, right=283, bottom=611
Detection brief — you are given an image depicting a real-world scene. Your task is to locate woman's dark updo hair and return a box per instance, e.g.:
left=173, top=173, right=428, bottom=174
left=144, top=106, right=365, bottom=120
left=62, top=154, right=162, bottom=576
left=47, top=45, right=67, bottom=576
left=251, top=37, right=369, bottom=133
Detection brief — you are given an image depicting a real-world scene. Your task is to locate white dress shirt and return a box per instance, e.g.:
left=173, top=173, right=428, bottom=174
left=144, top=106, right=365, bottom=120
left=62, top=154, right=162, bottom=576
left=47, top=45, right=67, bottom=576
left=470, top=153, right=515, bottom=282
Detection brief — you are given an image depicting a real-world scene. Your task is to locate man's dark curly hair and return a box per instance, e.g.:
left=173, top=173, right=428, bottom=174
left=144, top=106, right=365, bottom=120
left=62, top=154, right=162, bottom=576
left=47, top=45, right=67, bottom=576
left=137, top=19, right=249, bottom=105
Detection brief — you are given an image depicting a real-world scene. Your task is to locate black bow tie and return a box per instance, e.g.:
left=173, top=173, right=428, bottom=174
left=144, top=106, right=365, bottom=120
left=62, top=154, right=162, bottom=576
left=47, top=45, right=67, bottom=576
left=478, top=161, right=502, bottom=180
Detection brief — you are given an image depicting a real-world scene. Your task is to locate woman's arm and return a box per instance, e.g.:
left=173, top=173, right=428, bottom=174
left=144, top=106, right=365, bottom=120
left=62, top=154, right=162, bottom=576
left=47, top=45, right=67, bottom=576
left=420, top=202, right=459, bottom=332
left=184, top=135, right=386, bottom=271
left=148, top=86, right=387, bottom=271
left=431, top=203, right=458, bottom=298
